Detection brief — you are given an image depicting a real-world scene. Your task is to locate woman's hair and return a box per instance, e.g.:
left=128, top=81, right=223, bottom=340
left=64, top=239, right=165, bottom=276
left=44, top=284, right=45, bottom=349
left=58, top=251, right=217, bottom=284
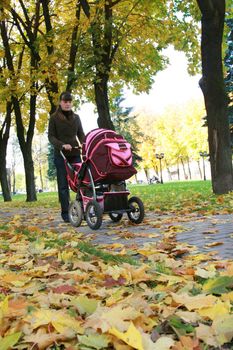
left=59, top=91, right=72, bottom=101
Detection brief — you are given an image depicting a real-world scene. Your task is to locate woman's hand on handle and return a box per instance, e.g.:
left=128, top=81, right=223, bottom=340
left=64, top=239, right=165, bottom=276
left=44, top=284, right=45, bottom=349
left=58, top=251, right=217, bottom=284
left=62, top=144, right=72, bottom=151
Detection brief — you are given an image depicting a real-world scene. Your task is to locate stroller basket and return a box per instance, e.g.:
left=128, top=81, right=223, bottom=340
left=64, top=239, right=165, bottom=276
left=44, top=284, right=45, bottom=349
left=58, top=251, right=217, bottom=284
left=104, top=191, right=129, bottom=212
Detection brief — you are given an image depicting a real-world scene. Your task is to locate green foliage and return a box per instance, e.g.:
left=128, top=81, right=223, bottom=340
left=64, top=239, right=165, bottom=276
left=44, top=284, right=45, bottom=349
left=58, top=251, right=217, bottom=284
left=1, top=0, right=202, bottom=144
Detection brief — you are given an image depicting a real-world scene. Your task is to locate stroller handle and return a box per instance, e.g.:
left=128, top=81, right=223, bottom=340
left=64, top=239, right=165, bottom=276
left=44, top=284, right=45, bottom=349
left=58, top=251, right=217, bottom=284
left=60, top=146, right=82, bottom=160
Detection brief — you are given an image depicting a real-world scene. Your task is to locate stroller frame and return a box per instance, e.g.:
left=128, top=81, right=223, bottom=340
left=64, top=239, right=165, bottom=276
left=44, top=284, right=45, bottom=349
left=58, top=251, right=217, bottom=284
left=60, top=129, right=144, bottom=230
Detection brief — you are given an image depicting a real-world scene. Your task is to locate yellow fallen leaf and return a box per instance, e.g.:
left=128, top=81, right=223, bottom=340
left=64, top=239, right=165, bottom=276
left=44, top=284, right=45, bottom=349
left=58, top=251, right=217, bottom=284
left=205, top=241, right=223, bottom=248
left=112, top=338, right=133, bottom=350
left=196, top=323, right=218, bottom=347
left=157, top=274, right=185, bottom=286
left=171, top=292, right=217, bottom=311
left=175, top=310, right=201, bottom=323
left=137, top=249, right=155, bottom=257
left=0, top=296, right=9, bottom=325
left=212, top=314, right=233, bottom=345
left=221, top=262, right=233, bottom=276
left=72, top=295, right=98, bottom=315
left=0, top=332, right=22, bottom=350
left=109, top=322, right=143, bottom=350
left=202, top=229, right=218, bottom=234
left=126, top=264, right=151, bottom=284
left=153, top=336, right=175, bottom=350
left=198, top=300, right=231, bottom=320
left=58, top=250, right=74, bottom=262
left=221, top=291, right=233, bottom=302
left=24, top=331, right=65, bottom=349
left=195, top=267, right=216, bottom=279
left=106, top=289, right=125, bottom=307
left=1, top=272, right=31, bottom=287
left=85, top=305, right=140, bottom=332
left=105, top=265, right=126, bottom=280
left=26, top=309, right=84, bottom=335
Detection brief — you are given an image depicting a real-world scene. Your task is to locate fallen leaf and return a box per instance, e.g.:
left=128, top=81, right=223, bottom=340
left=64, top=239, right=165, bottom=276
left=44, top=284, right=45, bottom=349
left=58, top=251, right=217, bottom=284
left=198, top=300, right=231, bottom=320
left=204, top=242, right=223, bottom=247
left=26, top=309, right=84, bottom=335
left=171, top=292, right=217, bottom=311
left=78, top=333, right=110, bottom=350
left=202, top=276, right=233, bottom=294
left=196, top=323, right=218, bottom=347
left=212, top=314, right=233, bottom=345
left=0, top=332, right=22, bottom=350
left=109, top=322, right=144, bottom=350
left=72, top=295, right=98, bottom=315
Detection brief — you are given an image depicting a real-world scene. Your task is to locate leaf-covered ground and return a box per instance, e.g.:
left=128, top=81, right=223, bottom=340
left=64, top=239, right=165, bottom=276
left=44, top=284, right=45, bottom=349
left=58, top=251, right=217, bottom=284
left=0, top=211, right=233, bottom=350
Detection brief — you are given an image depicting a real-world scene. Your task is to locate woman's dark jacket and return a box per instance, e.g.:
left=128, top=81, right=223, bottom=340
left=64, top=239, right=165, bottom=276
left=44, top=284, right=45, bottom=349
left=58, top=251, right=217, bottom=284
left=48, top=106, right=85, bottom=157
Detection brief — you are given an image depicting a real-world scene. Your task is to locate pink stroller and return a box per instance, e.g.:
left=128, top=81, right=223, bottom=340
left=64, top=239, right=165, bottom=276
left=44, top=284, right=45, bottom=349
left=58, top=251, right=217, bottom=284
left=60, top=128, right=145, bottom=230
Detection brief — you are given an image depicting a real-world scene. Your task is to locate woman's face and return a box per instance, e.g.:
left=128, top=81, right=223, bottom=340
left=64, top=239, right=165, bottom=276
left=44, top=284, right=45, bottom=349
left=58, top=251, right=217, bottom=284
left=60, top=99, right=72, bottom=111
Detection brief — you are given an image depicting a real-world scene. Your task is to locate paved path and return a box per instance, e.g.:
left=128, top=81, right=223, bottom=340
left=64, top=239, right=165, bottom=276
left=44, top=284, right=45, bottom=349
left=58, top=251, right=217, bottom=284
left=0, top=206, right=232, bottom=260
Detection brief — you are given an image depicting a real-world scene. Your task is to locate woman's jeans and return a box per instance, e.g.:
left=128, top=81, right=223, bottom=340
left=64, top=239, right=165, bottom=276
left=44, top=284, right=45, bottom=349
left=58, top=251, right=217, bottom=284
left=54, top=153, right=81, bottom=219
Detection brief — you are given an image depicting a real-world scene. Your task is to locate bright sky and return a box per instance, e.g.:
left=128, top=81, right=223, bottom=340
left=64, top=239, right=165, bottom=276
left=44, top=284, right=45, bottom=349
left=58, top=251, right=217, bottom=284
left=78, top=47, right=204, bottom=133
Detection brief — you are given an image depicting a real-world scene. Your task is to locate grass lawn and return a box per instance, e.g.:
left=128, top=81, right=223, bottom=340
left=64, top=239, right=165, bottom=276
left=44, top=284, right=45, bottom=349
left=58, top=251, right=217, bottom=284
left=129, top=180, right=233, bottom=214
left=1, top=180, right=233, bottom=215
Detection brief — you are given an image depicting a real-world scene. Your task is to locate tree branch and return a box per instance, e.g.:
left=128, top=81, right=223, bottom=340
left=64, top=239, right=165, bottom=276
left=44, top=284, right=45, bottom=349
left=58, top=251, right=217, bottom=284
left=10, top=8, right=31, bottom=47
left=66, top=1, right=81, bottom=91
left=19, top=0, right=31, bottom=27
left=111, top=0, right=122, bottom=7
left=80, top=0, right=90, bottom=18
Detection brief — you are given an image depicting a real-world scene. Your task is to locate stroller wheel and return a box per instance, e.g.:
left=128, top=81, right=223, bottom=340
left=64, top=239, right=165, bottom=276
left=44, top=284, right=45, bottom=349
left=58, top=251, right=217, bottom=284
left=86, top=200, right=103, bottom=230
left=68, top=200, right=83, bottom=227
left=109, top=213, right=123, bottom=222
left=127, top=196, right=144, bottom=224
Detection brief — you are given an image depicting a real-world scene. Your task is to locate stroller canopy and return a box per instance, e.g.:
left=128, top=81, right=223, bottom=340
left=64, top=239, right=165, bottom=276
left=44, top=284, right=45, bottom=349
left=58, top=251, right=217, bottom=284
left=82, top=128, right=137, bottom=183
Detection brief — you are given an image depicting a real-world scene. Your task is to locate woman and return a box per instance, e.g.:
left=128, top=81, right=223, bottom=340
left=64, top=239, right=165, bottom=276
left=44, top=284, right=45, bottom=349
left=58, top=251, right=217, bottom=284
left=48, top=92, right=85, bottom=222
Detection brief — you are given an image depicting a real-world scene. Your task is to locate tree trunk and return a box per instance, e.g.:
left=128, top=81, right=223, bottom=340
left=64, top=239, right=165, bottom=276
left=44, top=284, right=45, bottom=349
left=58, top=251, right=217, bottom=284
left=197, top=160, right=202, bottom=179
left=144, top=168, right=149, bottom=184
left=24, top=153, right=37, bottom=201
left=80, top=0, right=116, bottom=130
left=0, top=101, right=12, bottom=201
left=39, top=162, right=44, bottom=191
left=165, top=159, right=172, bottom=180
left=177, top=161, right=180, bottom=181
left=66, top=2, right=81, bottom=91
left=12, top=167, right=16, bottom=194
left=0, top=158, right=11, bottom=201
left=94, top=78, right=115, bottom=130
left=1, top=17, right=37, bottom=201
left=13, top=96, right=37, bottom=202
left=197, top=0, right=233, bottom=194
left=180, top=157, right=188, bottom=180
left=187, top=157, right=192, bottom=179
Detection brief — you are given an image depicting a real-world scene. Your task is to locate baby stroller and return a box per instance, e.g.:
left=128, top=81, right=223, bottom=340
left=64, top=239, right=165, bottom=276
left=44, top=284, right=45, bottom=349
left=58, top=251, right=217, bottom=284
left=60, top=128, right=145, bottom=230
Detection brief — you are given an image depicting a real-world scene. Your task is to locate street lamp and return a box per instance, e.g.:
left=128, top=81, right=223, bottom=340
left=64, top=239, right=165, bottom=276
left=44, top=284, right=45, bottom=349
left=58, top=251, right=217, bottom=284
left=156, top=153, right=164, bottom=184
left=199, top=151, right=208, bottom=181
